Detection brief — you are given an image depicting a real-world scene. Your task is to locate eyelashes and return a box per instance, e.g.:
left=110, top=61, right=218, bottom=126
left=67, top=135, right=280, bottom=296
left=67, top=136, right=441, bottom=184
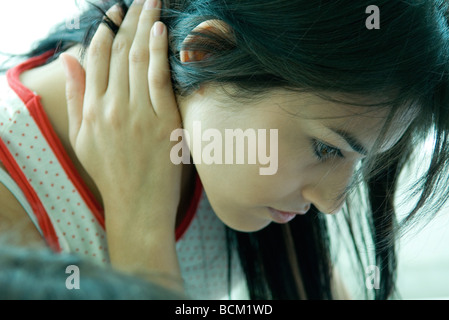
left=311, top=139, right=345, bottom=162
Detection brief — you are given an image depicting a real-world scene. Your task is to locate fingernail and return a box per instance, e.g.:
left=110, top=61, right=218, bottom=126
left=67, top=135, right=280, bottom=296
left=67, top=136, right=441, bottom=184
left=144, top=0, right=158, bottom=10
left=153, top=21, right=165, bottom=36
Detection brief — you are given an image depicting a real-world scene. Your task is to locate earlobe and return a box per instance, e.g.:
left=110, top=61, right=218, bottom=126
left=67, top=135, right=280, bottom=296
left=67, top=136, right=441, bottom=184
left=180, top=50, right=190, bottom=63
left=179, top=19, right=232, bottom=63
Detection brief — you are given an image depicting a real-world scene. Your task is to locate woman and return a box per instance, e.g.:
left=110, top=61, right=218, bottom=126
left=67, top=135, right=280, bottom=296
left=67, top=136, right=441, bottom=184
left=1, top=0, right=449, bottom=299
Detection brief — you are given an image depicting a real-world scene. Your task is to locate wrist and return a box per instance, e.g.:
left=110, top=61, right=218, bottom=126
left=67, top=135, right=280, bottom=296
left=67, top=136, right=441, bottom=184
left=105, top=214, right=182, bottom=288
left=104, top=200, right=178, bottom=231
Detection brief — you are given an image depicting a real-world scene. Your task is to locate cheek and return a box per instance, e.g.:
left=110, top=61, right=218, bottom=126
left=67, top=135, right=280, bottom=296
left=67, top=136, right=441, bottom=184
left=196, top=160, right=302, bottom=210
left=196, top=162, right=261, bottom=198
left=180, top=98, right=312, bottom=200
left=192, top=130, right=312, bottom=202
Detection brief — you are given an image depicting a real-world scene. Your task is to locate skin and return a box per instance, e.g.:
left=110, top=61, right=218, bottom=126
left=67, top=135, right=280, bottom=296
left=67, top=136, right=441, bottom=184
left=178, top=86, right=416, bottom=232
left=0, top=0, right=417, bottom=292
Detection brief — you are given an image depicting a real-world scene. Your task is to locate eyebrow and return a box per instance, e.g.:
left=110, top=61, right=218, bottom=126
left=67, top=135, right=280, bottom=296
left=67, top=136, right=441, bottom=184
left=328, top=127, right=368, bottom=156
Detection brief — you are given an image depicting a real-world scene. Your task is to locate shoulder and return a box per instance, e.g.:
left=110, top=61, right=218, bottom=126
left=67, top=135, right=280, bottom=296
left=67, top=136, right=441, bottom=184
left=0, top=162, right=45, bottom=247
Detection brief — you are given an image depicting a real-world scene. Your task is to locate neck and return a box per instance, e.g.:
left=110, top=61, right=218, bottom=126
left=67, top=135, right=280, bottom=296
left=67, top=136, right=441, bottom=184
left=19, top=45, right=195, bottom=227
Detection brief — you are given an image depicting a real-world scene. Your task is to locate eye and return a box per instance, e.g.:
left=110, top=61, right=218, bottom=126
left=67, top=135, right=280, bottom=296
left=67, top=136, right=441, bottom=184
left=311, top=139, right=345, bottom=162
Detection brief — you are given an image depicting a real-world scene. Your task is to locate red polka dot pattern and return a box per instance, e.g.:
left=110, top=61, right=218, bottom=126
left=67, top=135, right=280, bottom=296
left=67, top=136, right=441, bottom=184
left=176, top=191, right=247, bottom=299
left=0, top=77, right=109, bottom=265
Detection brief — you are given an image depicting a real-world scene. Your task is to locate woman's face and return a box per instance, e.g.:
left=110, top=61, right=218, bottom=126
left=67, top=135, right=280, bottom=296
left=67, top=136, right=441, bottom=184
left=177, top=86, right=416, bottom=232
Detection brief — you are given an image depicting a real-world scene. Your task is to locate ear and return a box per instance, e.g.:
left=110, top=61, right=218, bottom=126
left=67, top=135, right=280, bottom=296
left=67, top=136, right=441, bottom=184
left=180, top=19, right=232, bottom=63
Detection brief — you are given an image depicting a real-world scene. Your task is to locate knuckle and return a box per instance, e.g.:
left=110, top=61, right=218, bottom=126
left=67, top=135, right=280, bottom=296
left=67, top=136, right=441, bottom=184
left=149, top=74, right=169, bottom=89
left=83, top=106, right=97, bottom=123
left=112, top=37, right=130, bottom=54
left=150, top=45, right=167, bottom=55
left=88, top=40, right=108, bottom=58
left=129, top=47, right=149, bottom=64
left=104, top=106, right=122, bottom=128
left=154, top=124, right=172, bottom=142
left=156, top=119, right=181, bottom=141
left=130, top=120, right=146, bottom=140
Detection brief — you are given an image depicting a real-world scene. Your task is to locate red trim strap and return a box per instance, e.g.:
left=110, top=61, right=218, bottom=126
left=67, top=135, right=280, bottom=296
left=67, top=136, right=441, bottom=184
left=176, top=173, right=203, bottom=241
left=0, top=139, right=61, bottom=251
left=6, top=50, right=105, bottom=229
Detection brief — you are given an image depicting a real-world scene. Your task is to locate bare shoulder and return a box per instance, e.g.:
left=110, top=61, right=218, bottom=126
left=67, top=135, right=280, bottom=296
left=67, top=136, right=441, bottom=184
left=0, top=162, right=46, bottom=247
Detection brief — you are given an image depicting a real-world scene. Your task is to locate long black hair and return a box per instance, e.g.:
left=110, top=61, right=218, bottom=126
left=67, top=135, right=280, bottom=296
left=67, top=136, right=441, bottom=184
left=2, top=0, right=449, bottom=299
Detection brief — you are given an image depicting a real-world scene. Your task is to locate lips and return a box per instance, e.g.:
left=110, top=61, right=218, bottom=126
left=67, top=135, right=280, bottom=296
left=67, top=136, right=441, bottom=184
left=268, top=207, right=309, bottom=224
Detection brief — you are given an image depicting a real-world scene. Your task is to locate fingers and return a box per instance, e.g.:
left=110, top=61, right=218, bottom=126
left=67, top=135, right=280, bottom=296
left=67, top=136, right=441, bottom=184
left=85, top=4, right=124, bottom=96
left=83, top=0, right=175, bottom=120
left=129, top=0, right=162, bottom=105
left=60, top=53, right=86, bottom=147
left=149, top=22, right=177, bottom=118
left=107, top=0, right=147, bottom=97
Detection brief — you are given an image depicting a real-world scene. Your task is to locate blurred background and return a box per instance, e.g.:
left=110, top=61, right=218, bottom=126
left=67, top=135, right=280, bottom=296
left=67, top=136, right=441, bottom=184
left=0, top=0, right=448, bottom=299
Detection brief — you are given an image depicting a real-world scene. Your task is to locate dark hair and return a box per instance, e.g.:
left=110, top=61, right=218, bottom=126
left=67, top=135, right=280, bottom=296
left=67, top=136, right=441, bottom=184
left=2, top=0, right=449, bottom=299
left=0, top=244, right=186, bottom=300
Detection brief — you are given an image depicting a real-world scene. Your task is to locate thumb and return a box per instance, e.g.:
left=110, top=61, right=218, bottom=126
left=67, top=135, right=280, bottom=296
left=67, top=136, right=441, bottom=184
left=60, top=52, right=85, bottom=148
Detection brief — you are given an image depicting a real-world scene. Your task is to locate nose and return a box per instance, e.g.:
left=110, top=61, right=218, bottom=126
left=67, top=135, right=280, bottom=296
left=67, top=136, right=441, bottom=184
left=301, top=162, right=355, bottom=215
left=302, top=183, right=347, bottom=215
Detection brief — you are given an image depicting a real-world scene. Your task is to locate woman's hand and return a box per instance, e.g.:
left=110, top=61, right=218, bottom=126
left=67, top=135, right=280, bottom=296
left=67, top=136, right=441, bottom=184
left=60, top=0, right=184, bottom=289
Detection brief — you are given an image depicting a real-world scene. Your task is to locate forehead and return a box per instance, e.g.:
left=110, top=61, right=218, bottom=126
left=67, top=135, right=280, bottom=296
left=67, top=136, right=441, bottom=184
left=271, top=91, right=418, bottom=153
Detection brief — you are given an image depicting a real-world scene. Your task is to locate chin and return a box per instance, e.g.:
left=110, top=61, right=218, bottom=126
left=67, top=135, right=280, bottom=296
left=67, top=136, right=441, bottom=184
left=218, top=215, right=272, bottom=233
left=204, top=189, right=272, bottom=232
